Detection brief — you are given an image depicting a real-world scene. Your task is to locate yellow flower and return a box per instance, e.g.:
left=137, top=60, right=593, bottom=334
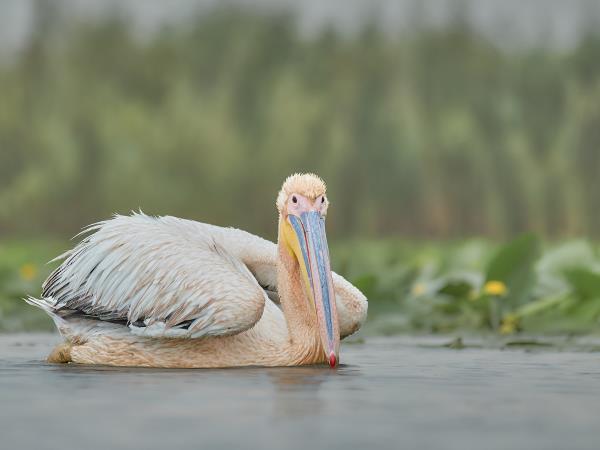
left=19, top=263, right=37, bottom=281
left=500, top=313, right=519, bottom=335
left=412, top=282, right=426, bottom=296
left=483, top=280, right=508, bottom=297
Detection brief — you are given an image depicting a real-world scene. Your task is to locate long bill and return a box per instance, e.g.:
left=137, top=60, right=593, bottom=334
left=289, top=211, right=340, bottom=367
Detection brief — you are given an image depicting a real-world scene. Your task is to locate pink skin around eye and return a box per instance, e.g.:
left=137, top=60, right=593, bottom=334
left=288, top=195, right=327, bottom=215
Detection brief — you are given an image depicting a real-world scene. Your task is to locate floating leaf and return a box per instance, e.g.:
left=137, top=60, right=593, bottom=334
left=438, top=280, right=474, bottom=299
left=563, top=268, right=600, bottom=300
left=485, top=233, right=540, bottom=305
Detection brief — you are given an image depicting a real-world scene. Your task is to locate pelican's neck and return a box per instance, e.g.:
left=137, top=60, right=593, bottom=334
left=277, top=217, right=323, bottom=364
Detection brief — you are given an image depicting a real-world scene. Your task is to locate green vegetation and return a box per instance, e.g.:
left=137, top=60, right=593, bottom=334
left=3, top=236, right=600, bottom=335
left=0, top=239, right=63, bottom=331
left=1, top=5, right=600, bottom=239
left=332, top=235, right=600, bottom=336
left=2, top=5, right=600, bottom=336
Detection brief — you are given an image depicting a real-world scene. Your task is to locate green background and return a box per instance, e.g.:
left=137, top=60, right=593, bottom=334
left=2, top=2, right=600, bottom=336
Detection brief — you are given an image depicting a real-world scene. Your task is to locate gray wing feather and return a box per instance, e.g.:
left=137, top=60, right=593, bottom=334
left=42, top=213, right=266, bottom=338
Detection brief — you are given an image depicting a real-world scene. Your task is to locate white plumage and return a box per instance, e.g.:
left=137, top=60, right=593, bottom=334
left=30, top=213, right=366, bottom=341
left=27, top=174, right=368, bottom=368
left=42, top=214, right=271, bottom=339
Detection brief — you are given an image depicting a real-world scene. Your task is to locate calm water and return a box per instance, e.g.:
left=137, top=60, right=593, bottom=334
left=1, top=334, right=599, bottom=450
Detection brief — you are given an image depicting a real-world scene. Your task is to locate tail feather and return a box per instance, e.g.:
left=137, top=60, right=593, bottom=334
left=24, top=296, right=130, bottom=341
left=24, top=296, right=66, bottom=329
left=24, top=297, right=73, bottom=363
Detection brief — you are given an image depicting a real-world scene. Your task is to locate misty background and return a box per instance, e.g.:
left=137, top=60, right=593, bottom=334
left=1, top=0, right=600, bottom=240
left=2, top=0, right=600, bottom=334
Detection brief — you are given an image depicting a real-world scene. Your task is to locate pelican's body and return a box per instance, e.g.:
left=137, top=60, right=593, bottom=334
left=27, top=174, right=367, bottom=368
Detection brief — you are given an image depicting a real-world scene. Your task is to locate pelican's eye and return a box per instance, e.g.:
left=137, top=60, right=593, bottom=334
left=292, top=196, right=298, bottom=204
left=321, top=196, right=325, bottom=203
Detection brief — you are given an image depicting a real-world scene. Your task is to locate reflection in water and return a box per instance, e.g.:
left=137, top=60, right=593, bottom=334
left=267, top=364, right=361, bottom=418
left=268, top=366, right=329, bottom=418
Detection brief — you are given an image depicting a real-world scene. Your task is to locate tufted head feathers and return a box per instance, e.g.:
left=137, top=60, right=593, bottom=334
left=276, top=173, right=327, bottom=213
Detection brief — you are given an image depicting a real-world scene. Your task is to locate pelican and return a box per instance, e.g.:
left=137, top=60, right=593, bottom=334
left=26, top=174, right=367, bottom=368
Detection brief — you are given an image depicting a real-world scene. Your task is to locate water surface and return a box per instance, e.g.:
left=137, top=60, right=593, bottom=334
left=1, top=334, right=599, bottom=450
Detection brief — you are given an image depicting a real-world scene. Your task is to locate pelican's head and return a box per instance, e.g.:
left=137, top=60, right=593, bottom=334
left=277, top=173, right=339, bottom=367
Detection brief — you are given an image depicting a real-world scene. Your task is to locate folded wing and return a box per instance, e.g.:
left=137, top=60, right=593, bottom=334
left=42, top=214, right=266, bottom=338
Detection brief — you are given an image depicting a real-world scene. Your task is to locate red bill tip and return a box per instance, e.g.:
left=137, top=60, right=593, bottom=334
left=329, top=353, right=337, bottom=368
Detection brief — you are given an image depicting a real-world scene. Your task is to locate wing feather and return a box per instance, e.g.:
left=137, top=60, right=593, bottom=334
left=42, top=213, right=266, bottom=338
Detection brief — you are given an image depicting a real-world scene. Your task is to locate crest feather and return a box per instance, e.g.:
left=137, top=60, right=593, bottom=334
left=276, top=173, right=327, bottom=211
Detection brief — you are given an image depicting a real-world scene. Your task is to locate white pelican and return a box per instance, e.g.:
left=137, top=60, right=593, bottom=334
left=26, top=174, right=367, bottom=368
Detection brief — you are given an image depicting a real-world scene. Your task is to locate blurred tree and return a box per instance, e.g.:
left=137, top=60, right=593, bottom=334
left=0, top=4, right=599, bottom=240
